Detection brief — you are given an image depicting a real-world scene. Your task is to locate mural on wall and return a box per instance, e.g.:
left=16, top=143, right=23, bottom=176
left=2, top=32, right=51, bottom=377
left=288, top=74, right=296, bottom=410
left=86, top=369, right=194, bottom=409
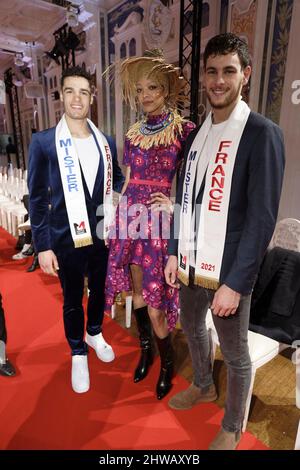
left=141, top=0, right=173, bottom=49
left=108, top=0, right=143, bottom=62
left=229, top=0, right=257, bottom=103
left=230, top=0, right=257, bottom=56
left=266, top=0, right=294, bottom=124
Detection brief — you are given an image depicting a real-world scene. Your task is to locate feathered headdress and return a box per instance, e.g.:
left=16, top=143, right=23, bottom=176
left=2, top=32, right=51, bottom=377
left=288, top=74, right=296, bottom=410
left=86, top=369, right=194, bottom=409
left=104, top=49, right=186, bottom=111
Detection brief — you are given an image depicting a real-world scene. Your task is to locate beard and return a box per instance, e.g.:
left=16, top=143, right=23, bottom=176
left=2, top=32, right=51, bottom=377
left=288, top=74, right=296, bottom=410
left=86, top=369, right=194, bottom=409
left=206, top=81, right=243, bottom=110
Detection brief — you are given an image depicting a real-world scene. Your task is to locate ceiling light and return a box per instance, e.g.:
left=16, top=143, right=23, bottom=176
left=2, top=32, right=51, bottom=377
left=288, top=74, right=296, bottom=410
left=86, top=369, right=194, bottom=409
left=66, top=6, right=79, bottom=28
left=65, top=29, right=80, bottom=50
left=24, top=81, right=45, bottom=99
left=45, top=37, right=69, bottom=65
left=45, top=50, right=60, bottom=65
left=14, top=53, right=24, bottom=67
left=12, top=75, right=23, bottom=87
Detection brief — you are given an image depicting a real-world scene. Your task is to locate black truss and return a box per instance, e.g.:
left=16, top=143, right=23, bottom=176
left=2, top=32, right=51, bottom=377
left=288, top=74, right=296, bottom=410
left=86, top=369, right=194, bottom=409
left=179, top=0, right=203, bottom=125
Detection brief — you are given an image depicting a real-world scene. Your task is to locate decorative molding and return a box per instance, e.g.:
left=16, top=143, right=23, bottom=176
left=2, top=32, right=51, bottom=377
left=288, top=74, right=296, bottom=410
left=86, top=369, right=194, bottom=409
left=114, top=11, right=142, bottom=34
left=140, top=0, right=173, bottom=49
left=235, top=0, right=255, bottom=15
left=230, top=1, right=257, bottom=55
left=266, top=0, right=294, bottom=124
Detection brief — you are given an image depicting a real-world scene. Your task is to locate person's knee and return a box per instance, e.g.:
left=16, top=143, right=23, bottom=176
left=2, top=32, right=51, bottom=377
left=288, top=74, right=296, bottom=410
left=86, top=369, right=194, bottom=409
left=222, top=348, right=251, bottom=370
left=148, top=309, right=165, bottom=328
left=132, top=291, right=143, bottom=302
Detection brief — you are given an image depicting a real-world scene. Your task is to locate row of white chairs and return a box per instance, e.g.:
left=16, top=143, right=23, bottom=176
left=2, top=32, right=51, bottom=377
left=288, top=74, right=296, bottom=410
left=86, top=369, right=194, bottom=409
left=0, top=168, right=28, bottom=236
left=0, top=166, right=27, bottom=181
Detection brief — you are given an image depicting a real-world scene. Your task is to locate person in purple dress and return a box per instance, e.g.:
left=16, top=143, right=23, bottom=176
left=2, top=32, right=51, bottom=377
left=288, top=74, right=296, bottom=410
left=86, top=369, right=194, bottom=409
left=105, top=50, right=195, bottom=399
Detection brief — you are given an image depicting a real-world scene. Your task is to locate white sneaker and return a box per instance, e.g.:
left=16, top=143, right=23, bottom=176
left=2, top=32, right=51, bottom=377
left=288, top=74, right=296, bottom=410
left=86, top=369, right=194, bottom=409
left=71, top=355, right=90, bottom=393
left=12, top=243, right=32, bottom=260
left=85, top=332, right=115, bottom=363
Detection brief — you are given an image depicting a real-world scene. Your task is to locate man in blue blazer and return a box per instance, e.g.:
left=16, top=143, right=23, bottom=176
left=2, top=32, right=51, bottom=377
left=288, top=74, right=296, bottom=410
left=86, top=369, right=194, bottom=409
left=28, top=66, right=124, bottom=393
left=165, top=34, right=285, bottom=449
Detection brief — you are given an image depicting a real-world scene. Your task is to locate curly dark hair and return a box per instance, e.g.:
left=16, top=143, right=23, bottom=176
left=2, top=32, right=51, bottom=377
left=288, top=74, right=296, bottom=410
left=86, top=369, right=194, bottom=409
left=203, top=33, right=251, bottom=70
left=60, top=65, right=93, bottom=89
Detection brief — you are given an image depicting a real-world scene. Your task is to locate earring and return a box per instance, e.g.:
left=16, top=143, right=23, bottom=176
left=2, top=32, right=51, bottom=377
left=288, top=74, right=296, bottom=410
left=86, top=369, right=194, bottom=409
left=162, top=102, right=168, bottom=114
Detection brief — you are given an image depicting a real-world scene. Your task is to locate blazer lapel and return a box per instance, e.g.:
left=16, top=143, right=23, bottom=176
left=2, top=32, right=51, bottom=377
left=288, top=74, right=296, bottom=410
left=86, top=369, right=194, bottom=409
left=89, top=126, right=104, bottom=201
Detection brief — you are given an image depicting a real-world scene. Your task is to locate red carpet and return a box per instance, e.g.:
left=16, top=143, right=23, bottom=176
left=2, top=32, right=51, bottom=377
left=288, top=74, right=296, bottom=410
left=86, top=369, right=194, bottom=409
left=0, top=228, right=268, bottom=450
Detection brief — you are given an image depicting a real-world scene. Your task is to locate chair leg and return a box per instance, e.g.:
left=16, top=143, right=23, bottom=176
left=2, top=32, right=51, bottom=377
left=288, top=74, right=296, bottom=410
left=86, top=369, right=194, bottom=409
left=125, top=295, right=132, bottom=328
left=294, top=419, right=300, bottom=450
left=208, top=328, right=217, bottom=367
left=242, top=370, right=255, bottom=432
left=296, top=347, right=300, bottom=409
left=111, top=304, right=116, bottom=319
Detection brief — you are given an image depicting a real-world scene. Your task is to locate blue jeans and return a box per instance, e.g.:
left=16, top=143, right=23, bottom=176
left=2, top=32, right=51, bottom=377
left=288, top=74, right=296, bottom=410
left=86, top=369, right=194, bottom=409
left=179, top=279, right=252, bottom=433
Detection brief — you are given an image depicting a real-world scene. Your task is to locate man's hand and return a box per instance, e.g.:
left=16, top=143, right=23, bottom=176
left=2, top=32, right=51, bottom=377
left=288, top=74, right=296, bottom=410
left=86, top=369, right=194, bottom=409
left=211, top=284, right=241, bottom=317
left=38, top=250, right=59, bottom=277
left=164, top=255, right=180, bottom=288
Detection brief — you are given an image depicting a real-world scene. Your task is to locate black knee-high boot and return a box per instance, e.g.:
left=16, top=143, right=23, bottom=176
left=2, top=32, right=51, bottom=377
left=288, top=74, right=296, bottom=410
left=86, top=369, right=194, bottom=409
left=155, top=334, right=173, bottom=400
left=27, top=253, right=39, bottom=272
left=133, top=306, right=153, bottom=383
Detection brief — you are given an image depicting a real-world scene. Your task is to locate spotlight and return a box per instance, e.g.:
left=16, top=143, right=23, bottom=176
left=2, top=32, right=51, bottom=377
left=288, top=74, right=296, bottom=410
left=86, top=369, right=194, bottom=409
left=12, top=74, right=23, bottom=87
left=55, top=37, right=69, bottom=56
left=66, top=5, right=79, bottom=28
left=45, top=50, right=60, bottom=66
left=65, top=28, right=80, bottom=50
left=14, top=53, right=24, bottom=67
left=45, top=37, right=69, bottom=65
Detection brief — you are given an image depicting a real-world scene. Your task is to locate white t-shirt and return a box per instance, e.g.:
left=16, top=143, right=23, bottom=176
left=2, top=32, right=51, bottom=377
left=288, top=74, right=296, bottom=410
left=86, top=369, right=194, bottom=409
left=190, top=119, right=228, bottom=267
left=74, top=135, right=100, bottom=197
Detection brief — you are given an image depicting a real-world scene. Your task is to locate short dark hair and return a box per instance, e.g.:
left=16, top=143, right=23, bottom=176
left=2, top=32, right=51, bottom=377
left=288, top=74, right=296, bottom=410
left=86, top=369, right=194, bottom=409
left=203, top=33, right=251, bottom=70
left=60, top=66, right=93, bottom=89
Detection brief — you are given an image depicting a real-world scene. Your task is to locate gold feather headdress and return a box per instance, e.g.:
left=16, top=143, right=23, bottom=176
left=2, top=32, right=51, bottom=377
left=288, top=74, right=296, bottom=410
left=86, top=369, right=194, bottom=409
left=104, top=50, right=188, bottom=149
left=104, top=49, right=186, bottom=111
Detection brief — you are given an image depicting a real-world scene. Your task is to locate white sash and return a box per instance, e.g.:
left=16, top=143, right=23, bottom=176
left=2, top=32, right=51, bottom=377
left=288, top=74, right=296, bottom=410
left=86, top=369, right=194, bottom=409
left=178, top=99, right=250, bottom=288
left=55, top=114, right=113, bottom=247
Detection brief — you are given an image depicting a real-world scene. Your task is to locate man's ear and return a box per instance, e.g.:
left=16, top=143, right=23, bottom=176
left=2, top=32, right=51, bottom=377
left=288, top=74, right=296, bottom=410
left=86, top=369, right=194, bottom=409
left=243, top=65, right=252, bottom=85
left=60, top=91, right=64, bottom=102
left=90, top=85, right=96, bottom=105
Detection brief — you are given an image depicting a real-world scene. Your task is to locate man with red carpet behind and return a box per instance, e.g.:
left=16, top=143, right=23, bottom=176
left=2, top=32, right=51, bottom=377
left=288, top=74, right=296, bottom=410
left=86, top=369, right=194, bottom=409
left=165, top=33, right=285, bottom=450
left=28, top=66, right=124, bottom=394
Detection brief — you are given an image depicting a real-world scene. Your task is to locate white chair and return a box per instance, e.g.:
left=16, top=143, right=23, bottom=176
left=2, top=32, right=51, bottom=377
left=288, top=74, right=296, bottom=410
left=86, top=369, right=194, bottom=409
left=111, top=294, right=132, bottom=328
left=269, top=218, right=300, bottom=252
left=206, top=217, right=300, bottom=431
left=295, top=419, right=300, bottom=450
left=11, top=205, right=28, bottom=236
left=206, top=310, right=296, bottom=431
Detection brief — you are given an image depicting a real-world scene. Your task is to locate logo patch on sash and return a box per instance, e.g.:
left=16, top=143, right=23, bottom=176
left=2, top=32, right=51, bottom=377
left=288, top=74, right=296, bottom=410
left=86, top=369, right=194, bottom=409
left=74, top=221, right=87, bottom=235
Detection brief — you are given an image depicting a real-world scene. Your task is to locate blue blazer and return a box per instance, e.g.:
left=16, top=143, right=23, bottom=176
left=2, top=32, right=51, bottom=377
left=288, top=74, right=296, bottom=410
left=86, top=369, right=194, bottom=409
left=28, top=125, right=124, bottom=255
left=168, top=111, right=285, bottom=295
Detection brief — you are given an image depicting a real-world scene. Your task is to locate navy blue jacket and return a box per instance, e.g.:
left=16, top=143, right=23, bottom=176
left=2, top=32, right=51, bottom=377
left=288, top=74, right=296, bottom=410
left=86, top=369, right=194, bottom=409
left=168, top=112, right=285, bottom=295
left=28, top=126, right=124, bottom=255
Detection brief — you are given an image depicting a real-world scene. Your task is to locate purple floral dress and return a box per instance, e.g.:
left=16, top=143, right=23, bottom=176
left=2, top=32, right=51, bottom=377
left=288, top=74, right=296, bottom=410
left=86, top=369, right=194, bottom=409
left=105, top=113, right=195, bottom=330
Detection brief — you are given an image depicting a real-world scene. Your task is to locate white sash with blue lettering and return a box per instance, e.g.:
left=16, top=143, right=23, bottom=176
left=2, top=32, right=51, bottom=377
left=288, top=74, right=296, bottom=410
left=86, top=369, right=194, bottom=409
left=55, top=114, right=113, bottom=248
left=178, top=99, right=250, bottom=288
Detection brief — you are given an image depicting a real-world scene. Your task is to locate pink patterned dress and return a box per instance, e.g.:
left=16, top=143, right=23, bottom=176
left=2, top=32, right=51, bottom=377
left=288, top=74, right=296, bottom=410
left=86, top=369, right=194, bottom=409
left=105, top=112, right=195, bottom=330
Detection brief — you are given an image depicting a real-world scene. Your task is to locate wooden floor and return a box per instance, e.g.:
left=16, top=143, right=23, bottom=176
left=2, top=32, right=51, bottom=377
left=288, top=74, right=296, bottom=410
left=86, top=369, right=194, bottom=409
left=113, top=303, right=300, bottom=450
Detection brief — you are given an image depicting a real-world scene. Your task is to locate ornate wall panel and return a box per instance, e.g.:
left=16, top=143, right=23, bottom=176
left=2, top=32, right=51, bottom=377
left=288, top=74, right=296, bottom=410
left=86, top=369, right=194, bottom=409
left=265, top=0, right=294, bottom=124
